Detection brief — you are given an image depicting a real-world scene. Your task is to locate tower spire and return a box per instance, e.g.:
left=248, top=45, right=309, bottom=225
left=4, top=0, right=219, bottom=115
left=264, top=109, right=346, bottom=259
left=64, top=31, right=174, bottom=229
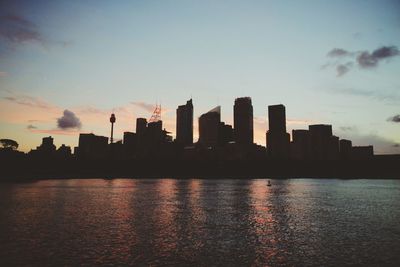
left=110, top=113, right=116, bottom=143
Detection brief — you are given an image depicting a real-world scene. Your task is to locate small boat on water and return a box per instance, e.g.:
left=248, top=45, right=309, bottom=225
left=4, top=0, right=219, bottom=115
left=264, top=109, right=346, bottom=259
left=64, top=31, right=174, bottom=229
left=267, top=180, right=272, bottom=186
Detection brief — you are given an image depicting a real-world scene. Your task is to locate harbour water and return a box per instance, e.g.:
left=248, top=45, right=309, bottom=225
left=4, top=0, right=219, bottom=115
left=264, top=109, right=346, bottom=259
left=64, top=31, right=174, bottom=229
left=0, top=179, right=399, bottom=266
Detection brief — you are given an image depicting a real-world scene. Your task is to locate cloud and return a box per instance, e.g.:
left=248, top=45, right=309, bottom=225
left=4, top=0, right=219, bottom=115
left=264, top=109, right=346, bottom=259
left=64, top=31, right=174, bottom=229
left=57, top=110, right=82, bottom=129
left=27, top=124, right=37, bottom=129
left=327, top=48, right=351, bottom=57
left=324, top=45, right=400, bottom=76
left=388, top=114, right=400, bottom=123
left=2, top=93, right=57, bottom=109
left=336, top=62, right=353, bottom=77
left=131, top=101, right=156, bottom=113
left=77, top=106, right=109, bottom=116
left=28, top=128, right=80, bottom=136
left=329, top=87, right=400, bottom=104
left=0, top=14, right=44, bottom=45
left=357, top=46, right=400, bottom=68
left=339, top=126, right=356, bottom=132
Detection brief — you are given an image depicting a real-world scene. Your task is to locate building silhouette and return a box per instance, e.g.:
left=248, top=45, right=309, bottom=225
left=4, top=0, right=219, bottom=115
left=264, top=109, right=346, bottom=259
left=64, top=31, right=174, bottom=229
left=308, top=124, right=340, bottom=160
left=123, top=131, right=137, bottom=158
left=136, top=118, right=147, bottom=136
left=76, top=133, right=108, bottom=159
left=57, top=144, right=72, bottom=158
left=198, top=106, right=221, bottom=147
left=29, top=136, right=57, bottom=158
left=351, top=146, right=374, bottom=159
left=40, top=136, right=56, bottom=153
left=176, top=99, right=193, bottom=146
left=266, top=104, right=290, bottom=158
left=219, top=122, right=234, bottom=145
left=147, top=121, right=164, bottom=144
left=291, top=129, right=310, bottom=160
left=328, top=135, right=340, bottom=160
left=339, top=139, right=352, bottom=159
left=234, top=97, right=253, bottom=145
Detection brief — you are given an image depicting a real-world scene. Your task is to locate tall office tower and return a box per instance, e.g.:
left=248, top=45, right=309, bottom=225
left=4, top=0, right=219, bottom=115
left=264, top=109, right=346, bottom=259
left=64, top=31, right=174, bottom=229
left=147, top=120, right=163, bottom=143
left=176, top=99, right=193, bottom=146
left=136, top=118, right=147, bottom=136
left=123, top=131, right=137, bottom=152
left=198, top=106, right=221, bottom=147
left=233, top=97, right=253, bottom=145
left=328, top=135, right=340, bottom=160
left=308, top=124, right=333, bottom=160
left=219, top=122, right=234, bottom=145
left=77, top=133, right=108, bottom=159
left=291, top=129, right=310, bottom=160
left=339, top=139, right=352, bottom=159
left=266, top=104, right=290, bottom=158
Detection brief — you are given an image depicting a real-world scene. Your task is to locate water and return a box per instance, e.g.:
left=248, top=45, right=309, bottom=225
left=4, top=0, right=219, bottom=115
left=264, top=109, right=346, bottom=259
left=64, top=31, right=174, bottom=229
left=0, top=179, right=399, bottom=266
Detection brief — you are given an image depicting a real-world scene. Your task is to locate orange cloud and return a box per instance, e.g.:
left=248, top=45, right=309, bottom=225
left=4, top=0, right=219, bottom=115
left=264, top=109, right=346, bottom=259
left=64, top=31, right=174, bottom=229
left=28, top=128, right=80, bottom=136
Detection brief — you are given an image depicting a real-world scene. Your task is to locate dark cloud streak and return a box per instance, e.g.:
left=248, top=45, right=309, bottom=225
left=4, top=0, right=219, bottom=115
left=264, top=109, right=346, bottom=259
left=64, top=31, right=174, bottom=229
left=357, top=46, right=400, bottom=68
left=324, top=45, right=400, bottom=76
left=328, top=48, right=351, bottom=57
left=388, top=114, right=400, bottom=123
left=0, top=14, right=44, bottom=45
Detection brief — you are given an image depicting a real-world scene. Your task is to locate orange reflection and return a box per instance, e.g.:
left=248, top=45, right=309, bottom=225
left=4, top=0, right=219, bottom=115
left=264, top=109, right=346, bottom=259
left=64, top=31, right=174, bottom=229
left=153, top=179, right=178, bottom=254
left=249, top=179, right=280, bottom=265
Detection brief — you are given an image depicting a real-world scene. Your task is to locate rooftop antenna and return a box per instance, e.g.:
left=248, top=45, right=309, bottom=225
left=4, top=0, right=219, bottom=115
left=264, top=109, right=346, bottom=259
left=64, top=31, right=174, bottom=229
left=149, top=104, right=161, bottom=123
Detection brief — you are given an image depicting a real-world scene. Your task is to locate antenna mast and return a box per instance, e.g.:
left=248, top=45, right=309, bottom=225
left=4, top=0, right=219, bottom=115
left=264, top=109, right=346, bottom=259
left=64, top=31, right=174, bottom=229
left=149, top=104, right=161, bottom=123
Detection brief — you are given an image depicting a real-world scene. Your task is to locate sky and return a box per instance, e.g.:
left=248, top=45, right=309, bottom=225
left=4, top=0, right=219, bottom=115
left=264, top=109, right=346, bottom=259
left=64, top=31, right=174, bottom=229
left=0, top=0, right=399, bottom=154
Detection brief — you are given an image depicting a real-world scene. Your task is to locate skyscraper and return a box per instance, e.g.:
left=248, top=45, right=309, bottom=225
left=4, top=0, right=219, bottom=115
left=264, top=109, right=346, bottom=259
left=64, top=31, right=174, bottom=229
left=266, top=104, right=290, bottom=158
left=176, top=99, right=193, bottom=146
left=309, top=124, right=334, bottom=160
left=291, top=129, right=310, bottom=160
left=234, top=97, right=253, bottom=145
left=77, top=133, right=108, bottom=159
left=198, top=106, right=221, bottom=147
left=339, top=139, right=352, bottom=159
left=136, top=118, right=147, bottom=136
left=219, top=122, right=234, bottom=145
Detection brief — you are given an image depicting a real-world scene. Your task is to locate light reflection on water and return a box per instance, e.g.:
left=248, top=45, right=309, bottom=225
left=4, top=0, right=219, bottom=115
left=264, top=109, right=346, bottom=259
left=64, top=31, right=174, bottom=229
left=0, top=179, right=400, bottom=266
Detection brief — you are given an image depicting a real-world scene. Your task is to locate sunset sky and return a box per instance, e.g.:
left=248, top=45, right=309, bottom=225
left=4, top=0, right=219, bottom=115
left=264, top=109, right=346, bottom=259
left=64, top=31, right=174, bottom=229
left=0, top=0, right=399, bottom=153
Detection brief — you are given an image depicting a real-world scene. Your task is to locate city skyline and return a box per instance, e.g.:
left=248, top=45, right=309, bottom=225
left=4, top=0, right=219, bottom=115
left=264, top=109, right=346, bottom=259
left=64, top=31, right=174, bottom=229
left=1, top=96, right=399, bottom=154
left=13, top=99, right=377, bottom=159
left=0, top=1, right=399, bottom=153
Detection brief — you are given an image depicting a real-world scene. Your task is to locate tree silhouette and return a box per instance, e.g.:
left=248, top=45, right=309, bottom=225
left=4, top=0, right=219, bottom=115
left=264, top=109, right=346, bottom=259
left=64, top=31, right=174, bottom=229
left=0, top=139, right=19, bottom=150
